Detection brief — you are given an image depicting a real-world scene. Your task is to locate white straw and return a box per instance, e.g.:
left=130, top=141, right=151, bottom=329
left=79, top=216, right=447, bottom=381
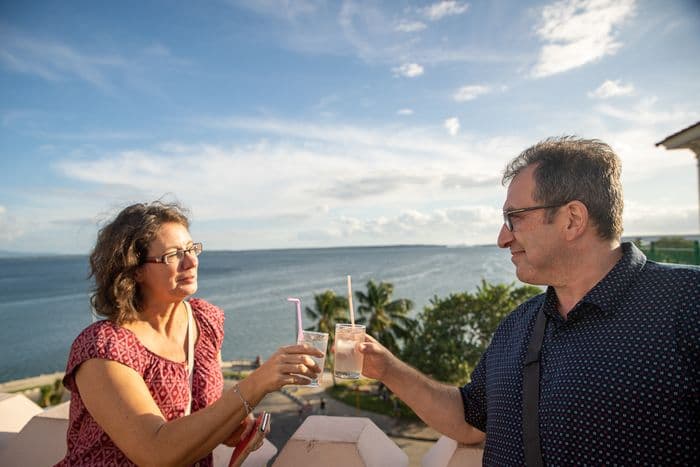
left=347, top=275, right=355, bottom=326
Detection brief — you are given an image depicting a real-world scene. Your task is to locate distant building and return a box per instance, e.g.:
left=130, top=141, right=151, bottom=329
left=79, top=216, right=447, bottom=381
left=656, top=121, right=700, bottom=231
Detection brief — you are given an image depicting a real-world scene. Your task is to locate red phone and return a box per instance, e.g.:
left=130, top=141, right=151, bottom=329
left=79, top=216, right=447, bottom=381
left=228, top=412, right=270, bottom=467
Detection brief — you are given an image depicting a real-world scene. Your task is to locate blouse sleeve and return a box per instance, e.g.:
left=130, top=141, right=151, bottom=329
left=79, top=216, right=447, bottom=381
left=188, top=298, right=225, bottom=351
left=62, top=321, right=146, bottom=392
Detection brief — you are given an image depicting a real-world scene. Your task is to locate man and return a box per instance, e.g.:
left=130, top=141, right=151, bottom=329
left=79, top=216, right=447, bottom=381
left=359, top=137, right=699, bottom=465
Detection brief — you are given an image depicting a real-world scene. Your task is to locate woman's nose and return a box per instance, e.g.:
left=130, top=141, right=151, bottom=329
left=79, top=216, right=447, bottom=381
left=180, top=250, right=198, bottom=269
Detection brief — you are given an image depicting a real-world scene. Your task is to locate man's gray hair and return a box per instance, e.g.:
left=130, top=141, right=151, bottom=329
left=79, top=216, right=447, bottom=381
left=502, top=136, right=623, bottom=240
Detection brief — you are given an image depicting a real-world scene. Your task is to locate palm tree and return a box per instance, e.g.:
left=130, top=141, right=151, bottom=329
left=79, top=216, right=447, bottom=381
left=355, top=280, right=416, bottom=355
left=305, top=290, right=348, bottom=385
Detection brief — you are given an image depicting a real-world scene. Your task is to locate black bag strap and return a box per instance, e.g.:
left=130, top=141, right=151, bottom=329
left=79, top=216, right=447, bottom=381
left=522, top=307, right=547, bottom=467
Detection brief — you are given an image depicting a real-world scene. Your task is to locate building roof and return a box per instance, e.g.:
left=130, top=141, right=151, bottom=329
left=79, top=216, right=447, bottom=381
left=656, top=121, right=700, bottom=149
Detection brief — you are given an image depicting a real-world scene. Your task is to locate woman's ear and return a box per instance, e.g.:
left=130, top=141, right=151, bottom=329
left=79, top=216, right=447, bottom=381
left=134, top=266, right=144, bottom=283
left=563, top=200, right=588, bottom=240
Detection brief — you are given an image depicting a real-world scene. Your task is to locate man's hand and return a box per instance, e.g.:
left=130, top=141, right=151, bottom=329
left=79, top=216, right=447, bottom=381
left=358, top=334, right=394, bottom=380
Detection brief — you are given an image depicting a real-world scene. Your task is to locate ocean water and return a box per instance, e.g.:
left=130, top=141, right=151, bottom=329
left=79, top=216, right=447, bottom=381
left=0, top=245, right=521, bottom=383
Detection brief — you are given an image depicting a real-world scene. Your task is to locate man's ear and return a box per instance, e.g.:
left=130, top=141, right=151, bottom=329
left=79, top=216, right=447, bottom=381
left=563, top=201, right=588, bottom=240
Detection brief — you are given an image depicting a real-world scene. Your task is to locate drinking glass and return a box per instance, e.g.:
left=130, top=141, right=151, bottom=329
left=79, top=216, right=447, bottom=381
left=333, top=323, right=366, bottom=379
left=297, top=330, right=329, bottom=387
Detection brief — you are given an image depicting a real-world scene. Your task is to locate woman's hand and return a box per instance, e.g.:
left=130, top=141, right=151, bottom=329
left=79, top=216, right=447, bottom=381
left=252, top=415, right=271, bottom=452
left=222, top=413, right=255, bottom=447
left=250, top=343, right=324, bottom=393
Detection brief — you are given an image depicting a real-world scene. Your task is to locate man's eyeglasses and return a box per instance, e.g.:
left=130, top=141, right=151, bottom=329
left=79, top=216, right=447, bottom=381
left=502, top=205, right=564, bottom=232
left=144, top=243, right=203, bottom=265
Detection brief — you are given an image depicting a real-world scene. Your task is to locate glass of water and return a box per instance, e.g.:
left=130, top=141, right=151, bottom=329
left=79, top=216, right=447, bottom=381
left=297, top=330, right=329, bottom=386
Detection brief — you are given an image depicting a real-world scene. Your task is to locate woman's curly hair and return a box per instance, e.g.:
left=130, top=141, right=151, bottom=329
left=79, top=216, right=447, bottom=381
left=89, top=201, right=190, bottom=324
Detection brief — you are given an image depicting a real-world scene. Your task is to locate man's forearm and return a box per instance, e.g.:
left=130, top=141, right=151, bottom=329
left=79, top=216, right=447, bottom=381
left=381, top=357, right=484, bottom=444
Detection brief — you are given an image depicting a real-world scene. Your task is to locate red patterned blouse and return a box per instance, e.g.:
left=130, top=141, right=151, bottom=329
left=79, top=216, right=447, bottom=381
left=56, top=298, right=225, bottom=466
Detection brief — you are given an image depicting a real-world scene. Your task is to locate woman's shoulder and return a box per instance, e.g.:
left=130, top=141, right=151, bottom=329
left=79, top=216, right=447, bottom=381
left=189, top=297, right=224, bottom=321
left=64, top=320, right=147, bottom=390
left=73, top=319, right=133, bottom=347
left=70, top=319, right=144, bottom=361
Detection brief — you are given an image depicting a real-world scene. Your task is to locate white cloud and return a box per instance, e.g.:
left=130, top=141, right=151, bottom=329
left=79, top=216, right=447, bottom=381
left=623, top=202, right=698, bottom=236
left=444, top=117, right=460, bottom=136
left=441, top=174, right=500, bottom=189
left=39, top=115, right=521, bottom=252
left=395, top=20, right=427, bottom=32
left=0, top=30, right=126, bottom=91
left=596, top=96, right=698, bottom=126
left=423, top=1, right=470, bottom=21
left=392, top=62, right=424, bottom=78
left=323, top=205, right=500, bottom=245
left=397, top=108, right=414, bottom=116
left=0, top=28, right=188, bottom=97
left=0, top=206, right=25, bottom=242
left=454, top=84, right=492, bottom=102
left=228, top=1, right=515, bottom=68
left=588, top=79, right=635, bottom=98
left=531, top=0, right=636, bottom=78
left=232, top=0, right=321, bottom=19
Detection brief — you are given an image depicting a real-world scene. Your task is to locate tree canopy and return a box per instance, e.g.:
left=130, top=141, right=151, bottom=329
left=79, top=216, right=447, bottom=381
left=356, top=279, right=417, bottom=355
left=402, top=280, right=541, bottom=385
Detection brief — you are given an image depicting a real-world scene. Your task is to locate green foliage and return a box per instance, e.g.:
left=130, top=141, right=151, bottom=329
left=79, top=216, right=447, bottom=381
left=305, top=290, right=349, bottom=380
left=637, top=237, right=700, bottom=265
left=222, top=370, right=247, bottom=380
left=38, top=378, right=64, bottom=408
left=654, top=236, right=696, bottom=248
left=327, top=382, right=418, bottom=420
left=356, top=280, right=417, bottom=355
left=403, top=280, right=541, bottom=385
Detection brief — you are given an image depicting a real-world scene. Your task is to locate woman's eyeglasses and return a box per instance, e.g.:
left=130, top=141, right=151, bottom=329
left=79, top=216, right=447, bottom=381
left=144, top=243, right=203, bottom=265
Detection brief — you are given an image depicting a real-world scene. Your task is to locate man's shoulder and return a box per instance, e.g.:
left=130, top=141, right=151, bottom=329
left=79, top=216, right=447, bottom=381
left=639, top=259, right=700, bottom=285
left=512, top=292, right=547, bottom=314
left=498, top=292, right=546, bottom=328
left=631, top=261, right=700, bottom=314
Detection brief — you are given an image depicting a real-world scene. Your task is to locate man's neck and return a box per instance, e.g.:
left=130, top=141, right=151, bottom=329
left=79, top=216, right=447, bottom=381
left=554, top=240, right=623, bottom=318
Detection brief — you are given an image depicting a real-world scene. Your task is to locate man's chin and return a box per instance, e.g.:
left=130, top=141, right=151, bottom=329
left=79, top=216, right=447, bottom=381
left=514, top=266, right=543, bottom=286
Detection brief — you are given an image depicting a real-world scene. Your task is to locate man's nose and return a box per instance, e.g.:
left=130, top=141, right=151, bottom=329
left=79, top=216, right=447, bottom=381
left=497, top=223, right=513, bottom=249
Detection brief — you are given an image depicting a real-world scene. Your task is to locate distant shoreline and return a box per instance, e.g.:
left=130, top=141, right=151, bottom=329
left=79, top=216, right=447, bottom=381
left=0, top=360, right=257, bottom=393
left=1, top=234, right=698, bottom=259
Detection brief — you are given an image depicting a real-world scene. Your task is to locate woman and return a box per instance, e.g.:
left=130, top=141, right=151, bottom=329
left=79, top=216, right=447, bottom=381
left=57, top=201, right=322, bottom=466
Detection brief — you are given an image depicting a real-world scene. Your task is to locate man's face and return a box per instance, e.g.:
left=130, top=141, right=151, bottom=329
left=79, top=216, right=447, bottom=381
left=497, top=165, right=565, bottom=286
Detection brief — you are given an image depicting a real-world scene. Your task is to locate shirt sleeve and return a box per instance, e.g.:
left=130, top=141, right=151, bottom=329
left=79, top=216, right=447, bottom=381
left=460, top=345, right=490, bottom=431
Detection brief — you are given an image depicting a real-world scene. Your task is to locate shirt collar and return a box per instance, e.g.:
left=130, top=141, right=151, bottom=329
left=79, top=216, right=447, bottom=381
left=542, top=242, right=647, bottom=320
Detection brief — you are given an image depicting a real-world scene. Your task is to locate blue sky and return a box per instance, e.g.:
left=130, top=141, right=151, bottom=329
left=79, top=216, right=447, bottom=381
left=1, top=0, right=699, bottom=254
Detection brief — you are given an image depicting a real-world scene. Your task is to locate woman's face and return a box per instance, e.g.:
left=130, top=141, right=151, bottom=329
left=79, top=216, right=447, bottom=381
left=137, top=222, right=199, bottom=304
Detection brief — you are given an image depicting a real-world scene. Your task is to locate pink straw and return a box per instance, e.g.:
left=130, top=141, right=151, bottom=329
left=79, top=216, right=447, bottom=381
left=346, top=275, right=355, bottom=326
left=287, top=298, right=304, bottom=343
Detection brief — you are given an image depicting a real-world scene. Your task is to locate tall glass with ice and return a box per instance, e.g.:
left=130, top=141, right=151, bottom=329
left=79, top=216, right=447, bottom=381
left=297, top=330, right=328, bottom=387
left=333, top=323, right=366, bottom=379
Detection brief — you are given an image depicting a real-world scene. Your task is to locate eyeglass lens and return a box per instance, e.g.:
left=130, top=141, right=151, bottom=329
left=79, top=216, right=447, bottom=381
left=165, top=243, right=202, bottom=264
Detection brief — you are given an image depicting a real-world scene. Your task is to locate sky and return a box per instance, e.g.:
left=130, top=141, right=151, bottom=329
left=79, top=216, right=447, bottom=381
left=1, top=0, right=699, bottom=254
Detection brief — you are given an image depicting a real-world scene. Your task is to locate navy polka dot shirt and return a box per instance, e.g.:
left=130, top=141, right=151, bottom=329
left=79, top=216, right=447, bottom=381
left=460, top=242, right=699, bottom=465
